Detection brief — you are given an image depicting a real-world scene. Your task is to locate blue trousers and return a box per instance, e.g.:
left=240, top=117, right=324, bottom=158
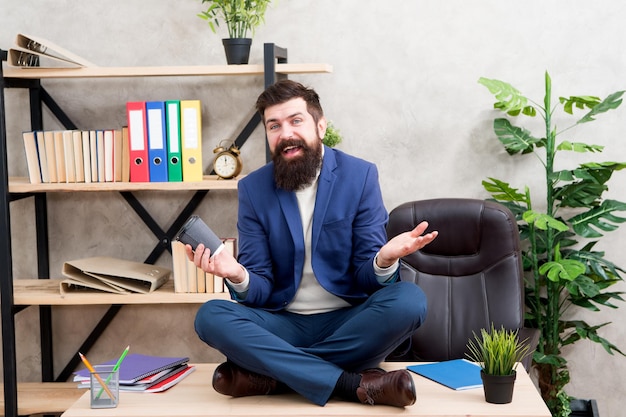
left=194, top=281, right=427, bottom=406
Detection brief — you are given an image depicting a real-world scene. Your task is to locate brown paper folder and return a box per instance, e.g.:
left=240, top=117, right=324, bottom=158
left=61, top=256, right=171, bottom=295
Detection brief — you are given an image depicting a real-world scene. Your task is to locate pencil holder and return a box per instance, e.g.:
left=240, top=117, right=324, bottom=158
left=90, top=364, right=119, bottom=408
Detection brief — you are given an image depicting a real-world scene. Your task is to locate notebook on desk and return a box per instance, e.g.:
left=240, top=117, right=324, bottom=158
left=407, top=359, right=483, bottom=390
left=74, top=353, right=190, bottom=384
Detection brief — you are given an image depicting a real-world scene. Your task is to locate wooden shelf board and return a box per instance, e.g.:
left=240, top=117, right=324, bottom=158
left=8, top=175, right=240, bottom=193
left=0, top=382, right=85, bottom=416
left=2, top=63, right=333, bottom=79
left=13, top=279, right=230, bottom=306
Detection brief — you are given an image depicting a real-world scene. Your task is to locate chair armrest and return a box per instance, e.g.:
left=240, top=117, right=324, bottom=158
left=518, top=327, right=540, bottom=373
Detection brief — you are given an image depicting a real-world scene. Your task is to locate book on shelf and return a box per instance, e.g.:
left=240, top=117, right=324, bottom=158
left=72, top=130, right=85, bottom=182
left=121, top=127, right=130, bottom=182
left=406, top=359, right=483, bottom=391
left=81, top=130, right=92, bottom=183
left=89, top=130, right=98, bottom=182
left=35, top=131, right=49, bottom=183
left=43, top=130, right=58, bottom=183
left=22, top=131, right=42, bottom=184
left=215, top=237, right=237, bottom=293
left=96, top=130, right=105, bottom=182
left=53, top=130, right=66, bottom=182
left=170, top=238, right=236, bottom=294
left=60, top=256, right=171, bottom=295
left=103, top=129, right=115, bottom=182
left=114, top=129, right=123, bottom=182
left=8, top=33, right=96, bottom=68
left=74, top=353, right=193, bottom=392
left=62, top=130, right=76, bottom=183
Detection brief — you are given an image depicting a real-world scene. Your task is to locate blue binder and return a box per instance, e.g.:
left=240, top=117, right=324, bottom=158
left=145, top=101, right=168, bottom=182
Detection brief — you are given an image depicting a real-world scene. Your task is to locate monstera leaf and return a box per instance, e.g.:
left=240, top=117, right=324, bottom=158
left=478, top=77, right=536, bottom=116
left=569, top=199, right=626, bottom=238
left=493, top=118, right=542, bottom=155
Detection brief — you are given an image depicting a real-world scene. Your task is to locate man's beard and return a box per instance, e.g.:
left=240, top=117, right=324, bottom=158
left=273, top=138, right=323, bottom=191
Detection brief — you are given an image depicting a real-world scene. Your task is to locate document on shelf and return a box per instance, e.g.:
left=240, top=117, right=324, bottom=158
left=146, top=101, right=168, bottom=182
left=165, top=100, right=183, bottom=182
left=127, top=101, right=150, bottom=182
left=8, top=33, right=96, bottom=68
left=60, top=256, right=171, bottom=295
left=180, top=100, right=203, bottom=182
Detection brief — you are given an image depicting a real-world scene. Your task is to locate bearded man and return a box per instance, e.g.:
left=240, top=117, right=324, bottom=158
left=188, top=80, right=437, bottom=407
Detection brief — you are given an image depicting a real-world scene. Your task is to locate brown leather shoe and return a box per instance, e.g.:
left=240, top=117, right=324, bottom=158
left=356, top=369, right=416, bottom=407
left=212, top=362, right=278, bottom=397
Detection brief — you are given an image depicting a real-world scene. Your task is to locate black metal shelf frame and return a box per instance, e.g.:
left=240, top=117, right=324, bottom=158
left=0, top=43, right=287, bottom=417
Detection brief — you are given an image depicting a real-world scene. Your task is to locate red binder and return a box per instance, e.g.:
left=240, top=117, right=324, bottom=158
left=126, top=101, right=149, bottom=182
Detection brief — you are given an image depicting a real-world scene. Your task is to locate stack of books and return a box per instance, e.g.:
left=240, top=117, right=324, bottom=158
left=74, top=353, right=195, bottom=393
left=21, top=99, right=204, bottom=184
left=171, top=238, right=236, bottom=294
left=22, top=129, right=128, bottom=184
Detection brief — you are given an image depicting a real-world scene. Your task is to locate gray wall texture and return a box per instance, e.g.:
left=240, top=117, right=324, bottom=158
left=2, top=1, right=626, bottom=415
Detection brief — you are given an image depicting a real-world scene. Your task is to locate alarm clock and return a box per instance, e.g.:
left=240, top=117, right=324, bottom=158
left=212, top=141, right=243, bottom=179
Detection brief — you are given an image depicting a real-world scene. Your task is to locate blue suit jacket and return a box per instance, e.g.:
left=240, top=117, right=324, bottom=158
left=233, top=146, right=390, bottom=311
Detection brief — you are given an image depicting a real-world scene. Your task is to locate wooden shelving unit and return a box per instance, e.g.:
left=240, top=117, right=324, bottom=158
left=0, top=43, right=331, bottom=417
left=8, top=175, right=240, bottom=193
left=1, top=63, right=332, bottom=79
left=13, top=279, right=231, bottom=306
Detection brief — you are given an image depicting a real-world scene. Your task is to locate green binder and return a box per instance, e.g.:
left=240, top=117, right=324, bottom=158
left=165, top=100, right=183, bottom=182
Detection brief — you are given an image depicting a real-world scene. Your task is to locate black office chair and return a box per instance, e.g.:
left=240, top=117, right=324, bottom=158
left=386, top=198, right=538, bottom=371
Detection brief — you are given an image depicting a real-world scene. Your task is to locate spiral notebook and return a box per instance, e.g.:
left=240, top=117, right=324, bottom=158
left=74, top=353, right=189, bottom=384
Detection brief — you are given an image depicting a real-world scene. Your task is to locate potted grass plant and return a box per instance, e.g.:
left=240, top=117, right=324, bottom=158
left=197, top=0, right=272, bottom=64
left=478, top=72, right=626, bottom=416
left=466, top=325, right=531, bottom=404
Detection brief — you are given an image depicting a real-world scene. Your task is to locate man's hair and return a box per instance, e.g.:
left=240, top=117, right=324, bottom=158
left=256, top=80, right=324, bottom=124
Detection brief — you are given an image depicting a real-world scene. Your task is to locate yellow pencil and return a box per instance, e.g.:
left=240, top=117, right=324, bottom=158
left=79, top=352, right=116, bottom=401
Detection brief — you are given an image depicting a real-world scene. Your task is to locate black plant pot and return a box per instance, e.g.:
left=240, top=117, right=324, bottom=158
left=570, top=399, right=600, bottom=417
left=222, top=38, right=252, bottom=65
left=480, top=370, right=516, bottom=404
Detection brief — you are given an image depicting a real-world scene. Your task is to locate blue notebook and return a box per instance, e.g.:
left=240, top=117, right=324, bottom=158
left=74, top=353, right=189, bottom=384
left=407, top=359, right=483, bottom=390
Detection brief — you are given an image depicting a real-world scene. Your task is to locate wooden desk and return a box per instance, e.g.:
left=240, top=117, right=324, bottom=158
left=61, top=362, right=550, bottom=417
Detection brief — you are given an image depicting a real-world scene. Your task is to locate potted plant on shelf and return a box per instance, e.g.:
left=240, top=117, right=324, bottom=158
left=197, top=0, right=272, bottom=65
left=478, top=72, right=626, bottom=416
left=466, top=325, right=531, bottom=404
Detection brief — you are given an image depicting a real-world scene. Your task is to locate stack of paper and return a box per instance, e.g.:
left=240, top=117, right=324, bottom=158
left=74, top=354, right=195, bottom=393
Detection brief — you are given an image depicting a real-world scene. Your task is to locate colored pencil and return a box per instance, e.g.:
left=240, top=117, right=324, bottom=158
left=96, top=345, right=129, bottom=399
left=79, top=352, right=116, bottom=401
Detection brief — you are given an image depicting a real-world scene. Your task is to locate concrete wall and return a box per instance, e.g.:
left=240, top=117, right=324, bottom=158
left=2, top=0, right=626, bottom=414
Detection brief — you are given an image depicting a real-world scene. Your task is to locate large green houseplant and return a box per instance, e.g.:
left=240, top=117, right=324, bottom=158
left=478, top=72, right=626, bottom=417
left=197, top=0, right=272, bottom=64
